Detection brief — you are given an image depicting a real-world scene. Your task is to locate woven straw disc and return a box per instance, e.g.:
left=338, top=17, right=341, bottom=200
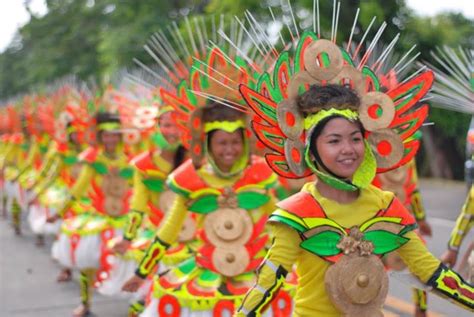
left=204, top=208, right=253, bottom=247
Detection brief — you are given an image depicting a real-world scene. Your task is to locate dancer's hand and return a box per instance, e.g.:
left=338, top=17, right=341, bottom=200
left=112, top=240, right=131, bottom=255
left=46, top=214, right=60, bottom=223
left=440, top=249, right=458, bottom=268
left=417, top=219, right=432, bottom=237
left=122, top=275, right=145, bottom=292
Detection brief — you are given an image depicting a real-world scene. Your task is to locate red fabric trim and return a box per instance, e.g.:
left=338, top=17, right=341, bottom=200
left=377, top=197, right=416, bottom=226
left=130, top=150, right=157, bottom=172
left=233, top=156, right=275, bottom=189
left=276, top=191, right=326, bottom=218
left=170, top=159, right=207, bottom=192
left=78, top=147, right=99, bottom=163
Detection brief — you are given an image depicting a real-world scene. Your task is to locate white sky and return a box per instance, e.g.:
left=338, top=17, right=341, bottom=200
left=0, top=0, right=472, bottom=53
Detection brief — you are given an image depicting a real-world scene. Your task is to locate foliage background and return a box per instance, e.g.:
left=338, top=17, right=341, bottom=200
left=0, top=0, right=472, bottom=179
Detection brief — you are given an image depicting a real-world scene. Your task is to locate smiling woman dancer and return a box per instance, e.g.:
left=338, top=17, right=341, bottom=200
left=232, top=31, right=473, bottom=315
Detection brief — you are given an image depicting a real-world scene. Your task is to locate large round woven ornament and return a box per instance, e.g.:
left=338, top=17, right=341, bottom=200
left=284, top=138, right=308, bottom=177
left=212, top=245, right=250, bottom=277
left=158, top=190, right=176, bottom=213
left=325, top=254, right=388, bottom=316
left=304, top=39, right=344, bottom=81
left=367, top=129, right=404, bottom=169
left=287, top=71, right=320, bottom=100
left=204, top=208, right=253, bottom=247
left=329, top=65, right=365, bottom=96
left=277, top=99, right=304, bottom=140
left=178, top=214, right=197, bottom=242
left=359, top=92, right=395, bottom=131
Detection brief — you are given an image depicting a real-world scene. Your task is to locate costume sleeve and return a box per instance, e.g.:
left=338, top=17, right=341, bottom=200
left=15, top=142, right=39, bottom=186
left=398, top=231, right=473, bottom=310
left=409, top=162, right=426, bottom=220
left=135, top=195, right=188, bottom=278
left=123, top=171, right=150, bottom=241
left=57, top=164, right=95, bottom=217
left=260, top=195, right=277, bottom=215
left=448, top=186, right=474, bottom=251
left=236, top=222, right=300, bottom=316
left=31, top=152, right=62, bottom=194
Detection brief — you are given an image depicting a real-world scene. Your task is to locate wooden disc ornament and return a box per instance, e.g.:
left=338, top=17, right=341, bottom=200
left=287, top=71, right=321, bottom=100
left=158, top=190, right=176, bottom=213
left=277, top=99, right=304, bottom=140
left=204, top=208, right=253, bottom=247
left=178, top=214, right=197, bottom=243
left=284, top=138, right=308, bottom=177
left=367, top=129, right=404, bottom=169
left=329, top=65, right=365, bottom=97
left=304, top=39, right=344, bottom=81
left=212, top=245, right=250, bottom=277
left=359, top=92, right=395, bottom=131
left=325, top=253, right=388, bottom=316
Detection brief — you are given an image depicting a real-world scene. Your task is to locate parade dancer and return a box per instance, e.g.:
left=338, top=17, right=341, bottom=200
left=98, top=105, right=190, bottom=317
left=49, top=110, right=133, bottom=317
left=230, top=14, right=473, bottom=314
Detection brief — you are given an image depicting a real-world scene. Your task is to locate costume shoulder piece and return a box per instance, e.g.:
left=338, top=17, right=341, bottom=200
left=271, top=189, right=417, bottom=263
left=131, top=150, right=169, bottom=192
left=78, top=146, right=99, bottom=164
left=234, top=155, right=277, bottom=189
left=166, top=159, right=207, bottom=198
left=130, top=151, right=158, bottom=173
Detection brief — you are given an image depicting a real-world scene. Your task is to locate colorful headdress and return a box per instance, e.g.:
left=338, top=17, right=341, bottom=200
left=425, top=46, right=473, bottom=114
left=137, top=17, right=257, bottom=172
left=236, top=13, right=433, bottom=191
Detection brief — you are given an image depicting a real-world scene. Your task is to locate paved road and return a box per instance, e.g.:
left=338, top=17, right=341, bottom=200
left=0, top=178, right=472, bottom=317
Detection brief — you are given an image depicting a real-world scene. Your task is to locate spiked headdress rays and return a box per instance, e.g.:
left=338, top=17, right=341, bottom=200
left=136, top=17, right=257, bottom=170
left=234, top=1, right=433, bottom=191
left=425, top=46, right=473, bottom=114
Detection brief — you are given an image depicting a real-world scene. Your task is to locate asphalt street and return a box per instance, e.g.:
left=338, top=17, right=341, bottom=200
left=0, top=178, right=472, bottom=317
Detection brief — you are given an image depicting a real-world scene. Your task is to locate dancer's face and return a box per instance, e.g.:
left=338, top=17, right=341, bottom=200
left=100, top=131, right=121, bottom=154
left=158, top=112, right=179, bottom=146
left=314, top=118, right=364, bottom=179
left=208, top=129, right=244, bottom=173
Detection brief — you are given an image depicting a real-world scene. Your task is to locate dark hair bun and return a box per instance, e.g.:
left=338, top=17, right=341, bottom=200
left=296, top=84, right=360, bottom=115
left=201, top=102, right=245, bottom=123
left=95, top=112, right=120, bottom=124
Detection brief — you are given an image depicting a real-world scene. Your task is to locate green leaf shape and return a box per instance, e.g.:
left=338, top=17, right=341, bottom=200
left=119, top=167, right=134, bottom=179
left=142, top=178, right=165, bottom=192
left=91, top=162, right=107, bottom=174
left=39, top=145, right=48, bottom=154
left=362, top=66, right=380, bottom=91
left=63, top=155, right=78, bottom=165
left=300, top=230, right=342, bottom=257
left=188, top=195, right=218, bottom=214
left=364, top=230, right=409, bottom=254
left=199, top=269, right=220, bottom=282
left=237, top=191, right=270, bottom=209
left=177, top=257, right=196, bottom=275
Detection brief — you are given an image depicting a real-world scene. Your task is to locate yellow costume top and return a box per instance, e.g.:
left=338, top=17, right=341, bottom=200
left=59, top=146, right=133, bottom=218
left=122, top=150, right=174, bottom=241
left=448, top=185, right=474, bottom=250
left=236, top=182, right=474, bottom=316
